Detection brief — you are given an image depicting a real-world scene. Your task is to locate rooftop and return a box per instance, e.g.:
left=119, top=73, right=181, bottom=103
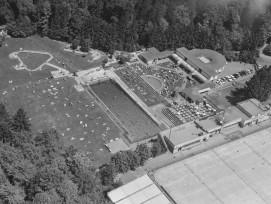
left=140, top=48, right=173, bottom=62
left=222, top=106, right=250, bottom=124
left=160, top=122, right=206, bottom=146
left=176, top=47, right=227, bottom=77
left=181, top=82, right=214, bottom=103
left=107, top=174, right=171, bottom=204
left=237, top=98, right=270, bottom=117
left=105, top=138, right=130, bottom=154
left=195, top=117, right=221, bottom=132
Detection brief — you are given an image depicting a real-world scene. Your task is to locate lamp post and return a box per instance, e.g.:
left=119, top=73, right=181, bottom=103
left=169, top=125, right=173, bottom=140
left=219, top=108, right=227, bottom=133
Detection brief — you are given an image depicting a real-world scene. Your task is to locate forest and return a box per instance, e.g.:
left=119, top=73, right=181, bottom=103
left=0, top=104, right=122, bottom=203
left=0, top=103, right=166, bottom=203
left=1, top=0, right=271, bottom=64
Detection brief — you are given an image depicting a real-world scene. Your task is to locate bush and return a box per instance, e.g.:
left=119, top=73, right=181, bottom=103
left=263, top=44, right=271, bottom=56
left=135, top=144, right=151, bottom=166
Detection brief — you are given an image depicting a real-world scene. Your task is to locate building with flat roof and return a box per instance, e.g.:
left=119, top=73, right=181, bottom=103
left=160, top=122, right=209, bottom=153
left=236, top=98, right=271, bottom=124
left=107, top=174, right=172, bottom=204
left=139, top=47, right=173, bottom=65
left=195, top=117, right=221, bottom=135
left=176, top=47, right=227, bottom=81
left=181, top=82, right=214, bottom=105
left=216, top=106, right=252, bottom=131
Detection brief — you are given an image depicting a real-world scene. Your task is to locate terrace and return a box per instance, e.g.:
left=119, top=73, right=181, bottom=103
left=167, top=98, right=218, bottom=124
left=121, top=62, right=184, bottom=97
left=116, top=66, right=164, bottom=107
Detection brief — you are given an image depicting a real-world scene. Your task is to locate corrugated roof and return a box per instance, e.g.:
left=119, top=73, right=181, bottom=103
left=144, top=194, right=172, bottom=204
left=108, top=174, right=171, bottom=204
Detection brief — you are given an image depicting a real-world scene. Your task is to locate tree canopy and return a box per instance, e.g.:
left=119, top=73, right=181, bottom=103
left=1, top=0, right=271, bottom=63
left=0, top=104, right=118, bottom=204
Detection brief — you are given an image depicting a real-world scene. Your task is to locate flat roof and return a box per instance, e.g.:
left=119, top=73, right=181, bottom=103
left=160, top=122, right=206, bottom=146
left=181, top=82, right=214, bottom=103
left=237, top=98, right=269, bottom=117
left=222, top=106, right=250, bottom=124
left=154, top=127, right=271, bottom=204
left=181, top=86, right=204, bottom=103
left=105, top=138, right=129, bottom=154
left=140, top=49, right=173, bottom=62
left=195, top=117, right=221, bottom=132
left=107, top=174, right=171, bottom=204
left=176, top=48, right=226, bottom=77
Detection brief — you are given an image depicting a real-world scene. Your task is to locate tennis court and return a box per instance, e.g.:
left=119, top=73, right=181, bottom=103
left=154, top=128, right=271, bottom=204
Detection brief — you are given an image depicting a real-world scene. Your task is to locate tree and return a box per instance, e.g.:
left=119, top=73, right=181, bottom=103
left=0, top=120, right=13, bottom=144
left=263, top=44, right=271, bottom=56
left=33, top=190, right=62, bottom=204
left=174, top=5, right=191, bottom=26
left=99, top=164, right=116, bottom=186
left=126, top=150, right=140, bottom=170
left=0, top=103, right=10, bottom=122
left=245, top=65, right=271, bottom=101
left=0, top=35, right=5, bottom=47
left=0, top=182, right=26, bottom=204
left=0, top=143, right=37, bottom=185
left=135, top=144, right=151, bottom=166
left=12, top=108, right=31, bottom=132
left=110, top=152, right=130, bottom=173
left=56, top=179, right=78, bottom=204
left=37, top=1, right=51, bottom=36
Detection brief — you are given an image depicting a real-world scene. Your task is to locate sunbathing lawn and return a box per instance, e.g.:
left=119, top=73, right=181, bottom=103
left=1, top=78, right=122, bottom=167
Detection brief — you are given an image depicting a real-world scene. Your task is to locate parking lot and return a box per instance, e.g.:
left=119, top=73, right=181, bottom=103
left=216, top=62, right=255, bottom=85
left=215, top=62, right=254, bottom=86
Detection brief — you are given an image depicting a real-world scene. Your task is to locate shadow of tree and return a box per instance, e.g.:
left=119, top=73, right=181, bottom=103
left=225, top=87, right=249, bottom=105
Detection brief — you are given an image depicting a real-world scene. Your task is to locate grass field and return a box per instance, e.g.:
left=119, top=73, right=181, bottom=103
left=17, top=51, right=51, bottom=70
left=0, top=38, right=59, bottom=91
left=1, top=78, right=122, bottom=166
left=205, top=84, right=245, bottom=109
left=91, top=80, right=161, bottom=142
left=34, top=36, right=108, bottom=70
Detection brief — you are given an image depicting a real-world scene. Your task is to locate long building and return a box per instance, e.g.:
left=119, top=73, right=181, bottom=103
left=176, top=47, right=227, bottom=81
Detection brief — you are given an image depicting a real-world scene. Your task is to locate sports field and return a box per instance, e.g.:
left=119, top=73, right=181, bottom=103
left=91, top=80, right=161, bottom=142
left=154, top=128, right=271, bottom=204
left=1, top=78, right=122, bottom=166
